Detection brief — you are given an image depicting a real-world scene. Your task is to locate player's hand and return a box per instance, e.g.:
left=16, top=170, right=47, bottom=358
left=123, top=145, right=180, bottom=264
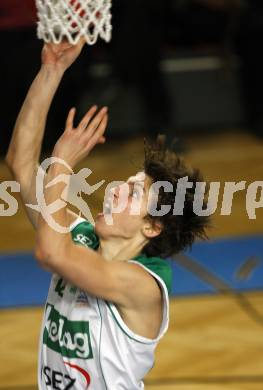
left=52, top=106, right=108, bottom=168
left=41, top=38, right=85, bottom=72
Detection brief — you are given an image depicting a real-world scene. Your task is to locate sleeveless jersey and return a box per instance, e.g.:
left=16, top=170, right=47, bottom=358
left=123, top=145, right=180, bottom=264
left=38, top=218, right=172, bottom=390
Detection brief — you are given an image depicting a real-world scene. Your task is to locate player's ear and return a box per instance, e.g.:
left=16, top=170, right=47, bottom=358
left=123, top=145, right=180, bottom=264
left=142, top=218, right=162, bottom=239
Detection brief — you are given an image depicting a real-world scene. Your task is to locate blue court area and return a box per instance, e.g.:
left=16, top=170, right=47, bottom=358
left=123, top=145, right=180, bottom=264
left=0, top=235, right=263, bottom=308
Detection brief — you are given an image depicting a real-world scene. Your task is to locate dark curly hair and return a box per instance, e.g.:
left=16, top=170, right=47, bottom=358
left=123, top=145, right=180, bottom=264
left=142, top=136, right=210, bottom=258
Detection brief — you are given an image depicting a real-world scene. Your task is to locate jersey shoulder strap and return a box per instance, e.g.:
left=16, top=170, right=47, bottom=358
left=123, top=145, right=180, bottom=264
left=132, top=254, right=173, bottom=295
left=70, top=217, right=99, bottom=250
left=70, top=218, right=172, bottom=294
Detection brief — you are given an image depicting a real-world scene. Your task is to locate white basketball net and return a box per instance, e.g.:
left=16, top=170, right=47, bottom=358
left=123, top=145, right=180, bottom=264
left=36, top=0, right=112, bottom=45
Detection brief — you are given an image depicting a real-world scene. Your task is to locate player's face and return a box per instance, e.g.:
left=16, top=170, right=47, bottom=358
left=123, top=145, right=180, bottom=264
left=95, top=171, right=157, bottom=240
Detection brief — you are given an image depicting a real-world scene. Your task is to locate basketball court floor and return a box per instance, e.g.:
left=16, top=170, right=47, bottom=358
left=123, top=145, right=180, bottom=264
left=0, top=130, right=263, bottom=390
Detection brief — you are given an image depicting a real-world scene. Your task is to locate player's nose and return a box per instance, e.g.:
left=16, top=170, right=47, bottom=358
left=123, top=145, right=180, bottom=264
left=110, top=183, right=127, bottom=199
left=110, top=186, right=120, bottom=199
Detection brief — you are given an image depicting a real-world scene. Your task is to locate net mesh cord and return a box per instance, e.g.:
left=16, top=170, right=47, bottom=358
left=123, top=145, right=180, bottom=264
left=36, top=0, right=112, bottom=45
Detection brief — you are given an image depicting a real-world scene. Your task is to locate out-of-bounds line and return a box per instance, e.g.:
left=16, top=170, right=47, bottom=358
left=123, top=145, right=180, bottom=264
left=173, top=253, right=263, bottom=327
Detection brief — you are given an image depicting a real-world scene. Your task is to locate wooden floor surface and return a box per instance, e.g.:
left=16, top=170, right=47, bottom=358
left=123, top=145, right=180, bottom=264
left=0, top=131, right=263, bottom=389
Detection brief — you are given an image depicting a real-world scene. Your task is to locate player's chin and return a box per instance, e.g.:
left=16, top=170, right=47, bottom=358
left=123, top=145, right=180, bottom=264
left=95, top=214, right=121, bottom=240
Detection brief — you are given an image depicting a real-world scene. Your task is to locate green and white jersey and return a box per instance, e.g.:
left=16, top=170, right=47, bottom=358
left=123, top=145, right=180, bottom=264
left=38, top=218, right=172, bottom=390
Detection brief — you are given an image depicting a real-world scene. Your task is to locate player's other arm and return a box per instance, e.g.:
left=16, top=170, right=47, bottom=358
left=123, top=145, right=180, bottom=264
left=37, top=237, right=160, bottom=309
left=5, top=40, right=85, bottom=229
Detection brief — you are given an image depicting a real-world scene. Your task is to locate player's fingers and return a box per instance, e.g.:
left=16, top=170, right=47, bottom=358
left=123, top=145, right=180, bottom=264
left=65, top=107, right=76, bottom=130
left=59, top=38, right=75, bottom=52
left=77, top=37, right=86, bottom=51
left=94, top=113, right=108, bottom=140
left=84, top=107, right=108, bottom=138
left=85, top=114, right=108, bottom=148
left=78, top=105, right=98, bottom=131
left=98, top=136, right=106, bottom=144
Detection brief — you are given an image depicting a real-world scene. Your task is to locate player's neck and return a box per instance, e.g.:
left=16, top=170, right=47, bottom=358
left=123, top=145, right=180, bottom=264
left=98, top=235, right=148, bottom=262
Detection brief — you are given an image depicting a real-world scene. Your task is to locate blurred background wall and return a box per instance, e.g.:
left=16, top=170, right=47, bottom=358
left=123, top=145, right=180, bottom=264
left=1, top=0, right=263, bottom=156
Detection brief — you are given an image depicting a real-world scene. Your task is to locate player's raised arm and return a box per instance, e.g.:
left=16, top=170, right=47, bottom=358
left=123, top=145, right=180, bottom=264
left=34, top=106, right=162, bottom=309
left=5, top=39, right=85, bottom=229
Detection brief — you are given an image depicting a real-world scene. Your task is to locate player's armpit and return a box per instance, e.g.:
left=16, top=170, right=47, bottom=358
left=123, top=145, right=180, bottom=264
left=35, top=240, right=161, bottom=309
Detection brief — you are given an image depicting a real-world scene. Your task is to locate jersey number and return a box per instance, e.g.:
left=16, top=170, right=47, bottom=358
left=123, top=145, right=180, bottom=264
left=55, top=278, right=66, bottom=298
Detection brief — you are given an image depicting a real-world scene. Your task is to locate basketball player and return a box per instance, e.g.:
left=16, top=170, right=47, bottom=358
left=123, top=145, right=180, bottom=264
left=6, top=41, right=209, bottom=389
